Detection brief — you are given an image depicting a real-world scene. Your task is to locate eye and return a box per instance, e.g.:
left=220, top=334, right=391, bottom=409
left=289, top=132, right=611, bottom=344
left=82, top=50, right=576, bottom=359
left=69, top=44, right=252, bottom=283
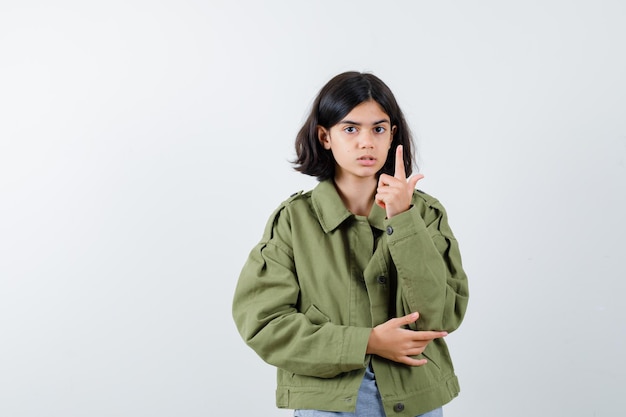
left=374, top=126, right=386, bottom=134
left=344, top=126, right=357, bottom=134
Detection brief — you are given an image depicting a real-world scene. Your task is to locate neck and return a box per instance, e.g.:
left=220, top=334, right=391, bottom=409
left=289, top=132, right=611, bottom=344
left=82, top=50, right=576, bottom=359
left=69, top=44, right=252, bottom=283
left=333, top=175, right=377, bottom=217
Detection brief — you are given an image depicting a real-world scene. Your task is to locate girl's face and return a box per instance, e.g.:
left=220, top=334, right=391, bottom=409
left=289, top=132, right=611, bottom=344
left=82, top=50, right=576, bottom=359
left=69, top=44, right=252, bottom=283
left=318, top=100, right=395, bottom=182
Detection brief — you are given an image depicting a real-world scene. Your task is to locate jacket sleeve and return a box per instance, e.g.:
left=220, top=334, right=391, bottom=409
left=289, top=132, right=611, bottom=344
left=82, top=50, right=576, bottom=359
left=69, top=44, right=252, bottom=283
left=232, top=204, right=371, bottom=378
left=386, top=194, right=469, bottom=333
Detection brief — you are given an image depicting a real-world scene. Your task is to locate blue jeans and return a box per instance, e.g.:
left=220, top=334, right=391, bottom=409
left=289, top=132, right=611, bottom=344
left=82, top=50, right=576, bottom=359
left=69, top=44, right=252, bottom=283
left=293, top=366, right=443, bottom=417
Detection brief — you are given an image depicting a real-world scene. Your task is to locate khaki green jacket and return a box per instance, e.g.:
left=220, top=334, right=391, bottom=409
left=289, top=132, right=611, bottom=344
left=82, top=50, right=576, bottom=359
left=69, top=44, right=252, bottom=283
left=232, top=180, right=469, bottom=416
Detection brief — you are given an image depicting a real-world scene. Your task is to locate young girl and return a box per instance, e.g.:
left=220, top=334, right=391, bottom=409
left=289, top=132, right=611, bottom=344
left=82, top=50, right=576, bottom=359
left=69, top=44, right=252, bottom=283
left=232, top=71, right=469, bottom=417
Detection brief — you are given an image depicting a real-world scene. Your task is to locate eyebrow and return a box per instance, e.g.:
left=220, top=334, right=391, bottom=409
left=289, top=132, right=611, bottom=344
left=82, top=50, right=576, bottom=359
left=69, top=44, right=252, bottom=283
left=339, top=119, right=390, bottom=126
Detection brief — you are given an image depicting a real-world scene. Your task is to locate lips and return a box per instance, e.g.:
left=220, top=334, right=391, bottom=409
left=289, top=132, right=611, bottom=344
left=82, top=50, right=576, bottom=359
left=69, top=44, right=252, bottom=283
left=357, top=155, right=377, bottom=166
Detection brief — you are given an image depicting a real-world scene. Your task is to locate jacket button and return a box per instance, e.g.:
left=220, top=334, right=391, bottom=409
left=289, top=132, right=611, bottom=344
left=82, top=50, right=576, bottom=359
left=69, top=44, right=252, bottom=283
left=393, top=402, right=405, bottom=412
left=386, top=226, right=393, bottom=235
left=377, top=276, right=386, bottom=284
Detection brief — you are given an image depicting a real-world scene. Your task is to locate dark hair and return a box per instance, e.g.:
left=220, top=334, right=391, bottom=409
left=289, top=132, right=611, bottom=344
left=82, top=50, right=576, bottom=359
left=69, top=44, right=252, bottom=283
left=293, top=71, right=416, bottom=181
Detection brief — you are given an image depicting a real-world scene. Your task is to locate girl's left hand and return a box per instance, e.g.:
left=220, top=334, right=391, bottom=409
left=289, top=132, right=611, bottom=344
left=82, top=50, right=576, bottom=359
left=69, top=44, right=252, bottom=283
left=375, top=145, right=424, bottom=218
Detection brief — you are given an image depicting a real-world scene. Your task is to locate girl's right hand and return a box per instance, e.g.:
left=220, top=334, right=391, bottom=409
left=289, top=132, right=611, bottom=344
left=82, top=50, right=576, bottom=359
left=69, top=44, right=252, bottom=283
left=365, top=312, right=447, bottom=366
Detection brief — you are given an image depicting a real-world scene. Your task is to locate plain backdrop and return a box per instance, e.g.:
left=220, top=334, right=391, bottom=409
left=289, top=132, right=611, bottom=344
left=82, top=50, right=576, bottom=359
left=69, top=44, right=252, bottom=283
left=1, top=1, right=625, bottom=416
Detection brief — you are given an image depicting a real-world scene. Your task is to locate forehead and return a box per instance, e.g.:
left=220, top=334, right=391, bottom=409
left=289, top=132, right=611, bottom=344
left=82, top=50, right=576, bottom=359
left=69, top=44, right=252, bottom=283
left=340, top=100, right=390, bottom=124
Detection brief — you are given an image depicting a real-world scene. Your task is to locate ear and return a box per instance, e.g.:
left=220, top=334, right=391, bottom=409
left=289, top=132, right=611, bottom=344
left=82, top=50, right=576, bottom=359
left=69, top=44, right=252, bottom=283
left=389, top=125, right=397, bottom=148
left=317, top=125, right=331, bottom=149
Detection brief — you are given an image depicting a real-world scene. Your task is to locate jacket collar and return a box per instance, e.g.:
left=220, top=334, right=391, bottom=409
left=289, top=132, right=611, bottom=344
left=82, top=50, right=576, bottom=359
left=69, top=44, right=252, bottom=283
left=311, top=180, right=387, bottom=233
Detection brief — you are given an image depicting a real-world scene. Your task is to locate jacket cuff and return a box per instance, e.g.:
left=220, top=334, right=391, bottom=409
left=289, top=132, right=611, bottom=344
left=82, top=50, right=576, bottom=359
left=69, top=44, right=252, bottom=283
left=341, top=327, right=372, bottom=371
left=383, top=206, right=427, bottom=243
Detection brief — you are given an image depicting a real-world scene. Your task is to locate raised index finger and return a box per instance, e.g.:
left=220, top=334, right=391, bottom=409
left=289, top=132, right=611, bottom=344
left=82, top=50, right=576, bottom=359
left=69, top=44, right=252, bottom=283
left=394, top=145, right=406, bottom=180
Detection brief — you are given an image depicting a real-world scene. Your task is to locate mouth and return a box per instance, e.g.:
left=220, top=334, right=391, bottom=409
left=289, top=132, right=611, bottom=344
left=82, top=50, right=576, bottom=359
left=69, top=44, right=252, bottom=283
left=357, top=155, right=377, bottom=166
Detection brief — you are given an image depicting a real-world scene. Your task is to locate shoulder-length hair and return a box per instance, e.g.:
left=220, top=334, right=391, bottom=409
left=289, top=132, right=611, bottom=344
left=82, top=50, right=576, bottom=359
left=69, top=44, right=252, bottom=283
left=293, top=71, right=416, bottom=181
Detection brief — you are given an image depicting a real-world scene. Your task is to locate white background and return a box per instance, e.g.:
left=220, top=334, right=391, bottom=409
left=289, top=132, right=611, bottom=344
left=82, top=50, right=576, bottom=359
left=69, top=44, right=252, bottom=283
left=1, top=1, right=625, bottom=416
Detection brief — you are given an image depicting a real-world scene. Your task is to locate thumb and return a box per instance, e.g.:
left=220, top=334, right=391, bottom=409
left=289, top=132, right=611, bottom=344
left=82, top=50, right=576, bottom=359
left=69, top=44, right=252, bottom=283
left=397, top=312, right=420, bottom=326
left=408, top=174, right=424, bottom=189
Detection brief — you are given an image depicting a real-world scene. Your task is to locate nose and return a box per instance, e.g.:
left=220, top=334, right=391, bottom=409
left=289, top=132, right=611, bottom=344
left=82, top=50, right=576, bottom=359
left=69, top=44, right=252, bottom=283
left=359, top=131, right=375, bottom=148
